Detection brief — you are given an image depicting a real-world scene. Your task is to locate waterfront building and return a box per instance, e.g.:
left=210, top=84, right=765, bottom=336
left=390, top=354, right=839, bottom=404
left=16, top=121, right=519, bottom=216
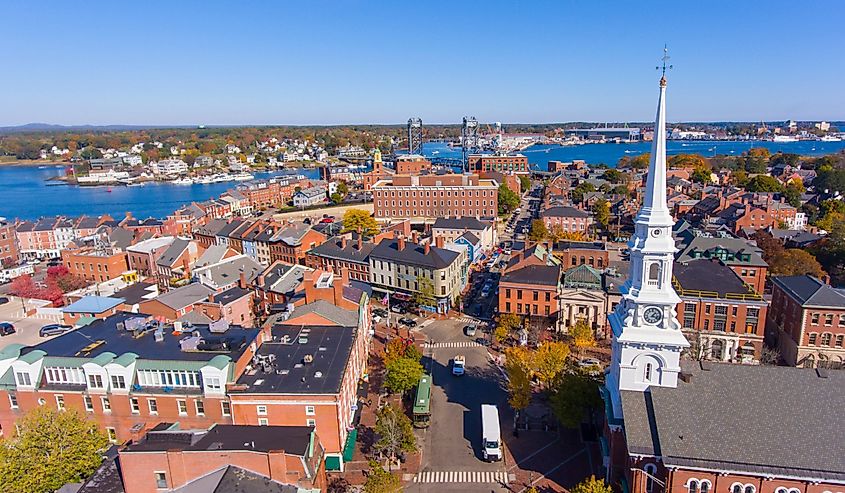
left=602, top=72, right=845, bottom=493
left=372, top=173, right=498, bottom=223
left=0, top=219, right=19, bottom=267
left=292, top=186, right=327, bottom=207
left=468, top=153, right=530, bottom=174
left=150, top=158, right=188, bottom=176
left=768, top=275, right=845, bottom=369
left=564, top=126, right=641, bottom=141
left=369, top=234, right=465, bottom=313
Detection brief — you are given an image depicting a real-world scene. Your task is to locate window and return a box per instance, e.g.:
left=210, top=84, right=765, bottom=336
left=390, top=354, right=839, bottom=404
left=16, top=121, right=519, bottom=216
left=221, top=401, right=231, bottom=416
left=644, top=363, right=653, bottom=382
left=688, top=480, right=699, bottom=493
left=130, top=398, right=140, bottom=414
left=545, top=292, right=551, bottom=302
left=45, top=367, right=86, bottom=385
left=148, top=399, right=158, bottom=414
left=258, top=418, right=269, bottom=426
left=808, top=333, right=818, bottom=345
left=517, top=290, right=522, bottom=300
left=648, top=263, right=660, bottom=281
left=643, top=463, right=657, bottom=493
left=15, top=372, right=31, bottom=386
left=821, top=333, right=832, bottom=346
left=177, top=400, right=188, bottom=415
left=811, top=313, right=820, bottom=324
left=110, top=375, right=126, bottom=389
left=206, top=377, right=222, bottom=391
left=83, top=395, right=94, bottom=411
left=505, top=289, right=511, bottom=298
left=195, top=400, right=205, bottom=416
left=257, top=405, right=268, bottom=416
left=714, top=305, right=728, bottom=316
left=713, top=320, right=726, bottom=332
left=87, top=373, right=102, bottom=388
left=700, top=481, right=710, bottom=493
left=136, top=369, right=201, bottom=389
left=744, top=486, right=755, bottom=493
left=824, top=314, right=833, bottom=326
left=683, top=317, right=695, bottom=329
left=8, top=393, right=18, bottom=409
left=101, top=396, right=111, bottom=412
left=533, top=291, right=539, bottom=301
left=106, top=427, right=117, bottom=443
left=307, top=418, right=316, bottom=426
left=55, top=395, right=65, bottom=410
left=154, top=472, right=168, bottom=489
left=305, top=405, right=315, bottom=416
left=684, top=303, right=696, bottom=314
left=839, top=314, right=845, bottom=327
left=836, top=335, right=844, bottom=348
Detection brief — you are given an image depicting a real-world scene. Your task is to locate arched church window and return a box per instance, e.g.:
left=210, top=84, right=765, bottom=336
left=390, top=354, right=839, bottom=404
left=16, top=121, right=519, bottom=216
left=649, top=263, right=660, bottom=280
left=700, top=481, right=710, bottom=493
left=731, top=484, right=742, bottom=493
left=744, top=486, right=755, bottom=493
left=688, top=480, right=699, bottom=493
left=644, top=363, right=653, bottom=382
left=644, top=464, right=657, bottom=493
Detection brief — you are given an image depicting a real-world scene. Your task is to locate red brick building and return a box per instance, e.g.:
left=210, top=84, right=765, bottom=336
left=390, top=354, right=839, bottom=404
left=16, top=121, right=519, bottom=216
left=118, top=424, right=325, bottom=493
left=674, top=259, right=768, bottom=362
left=268, top=223, right=327, bottom=265
left=540, top=206, right=593, bottom=234
left=394, top=154, right=432, bottom=175
left=305, top=233, right=375, bottom=282
left=126, top=237, right=176, bottom=277
left=768, top=275, right=845, bottom=369
left=61, top=247, right=129, bottom=283
left=372, top=173, right=499, bottom=221
left=468, top=153, right=530, bottom=173
left=0, top=311, right=268, bottom=444
left=0, top=220, right=19, bottom=267
left=553, top=240, right=609, bottom=269
left=498, top=244, right=561, bottom=318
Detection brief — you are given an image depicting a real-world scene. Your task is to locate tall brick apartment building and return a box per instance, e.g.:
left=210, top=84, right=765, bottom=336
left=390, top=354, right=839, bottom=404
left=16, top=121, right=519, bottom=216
left=768, top=275, right=845, bottom=369
left=372, top=173, right=499, bottom=222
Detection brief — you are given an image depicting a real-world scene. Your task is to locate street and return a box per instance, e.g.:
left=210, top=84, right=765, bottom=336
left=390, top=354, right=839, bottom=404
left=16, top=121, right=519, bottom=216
left=0, top=296, right=63, bottom=348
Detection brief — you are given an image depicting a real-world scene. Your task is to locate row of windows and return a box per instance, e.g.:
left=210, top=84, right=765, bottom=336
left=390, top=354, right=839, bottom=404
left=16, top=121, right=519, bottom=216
left=504, top=302, right=551, bottom=316
left=136, top=369, right=204, bottom=389
left=377, top=199, right=493, bottom=208
left=68, top=261, right=113, bottom=273
left=810, top=313, right=845, bottom=327
left=807, top=332, right=845, bottom=347
left=504, top=289, right=552, bottom=302
left=376, top=189, right=492, bottom=198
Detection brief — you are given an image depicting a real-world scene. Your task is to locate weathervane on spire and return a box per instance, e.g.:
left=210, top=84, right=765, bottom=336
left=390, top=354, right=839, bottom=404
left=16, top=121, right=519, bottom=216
left=657, top=45, right=672, bottom=86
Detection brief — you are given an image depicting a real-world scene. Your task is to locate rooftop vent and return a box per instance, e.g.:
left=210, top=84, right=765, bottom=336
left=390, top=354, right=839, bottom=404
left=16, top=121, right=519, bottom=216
left=154, top=328, right=164, bottom=342
left=316, top=272, right=334, bottom=289
left=254, top=379, right=264, bottom=386
left=298, top=336, right=308, bottom=344
left=303, top=354, right=314, bottom=364
left=209, top=319, right=230, bottom=334
left=314, top=371, right=323, bottom=378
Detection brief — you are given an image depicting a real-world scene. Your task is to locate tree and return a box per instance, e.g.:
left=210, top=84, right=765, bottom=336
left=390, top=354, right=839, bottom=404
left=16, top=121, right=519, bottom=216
left=546, top=224, right=566, bottom=243
left=413, top=275, right=436, bottom=309
left=769, top=249, right=825, bottom=277
left=571, top=475, right=613, bottom=493
left=383, top=337, right=422, bottom=366
left=0, top=407, right=108, bottom=493
left=751, top=230, right=784, bottom=262
left=549, top=370, right=602, bottom=429
left=503, top=347, right=533, bottom=412
left=493, top=325, right=509, bottom=344
left=601, top=169, right=627, bottom=184
left=592, top=199, right=610, bottom=230
left=731, top=169, right=749, bottom=187
left=498, top=184, right=520, bottom=215
left=618, top=153, right=650, bottom=170
left=569, top=318, right=596, bottom=355
left=668, top=153, right=708, bottom=170
left=690, top=167, right=712, bottom=184
left=384, top=356, right=424, bottom=395
left=9, top=274, right=38, bottom=299
left=571, top=182, right=596, bottom=203
left=363, top=460, right=401, bottom=493
left=813, top=168, right=845, bottom=196
left=527, top=219, right=548, bottom=242
left=518, top=174, right=530, bottom=192
left=783, top=181, right=805, bottom=208
left=744, top=147, right=771, bottom=174
left=744, top=175, right=784, bottom=193
left=497, top=313, right=522, bottom=333
left=373, top=404, right=417, bottom=463
left=341, top=208, right=380, bottom=236
left=533, top=341, right=570, bottom=388
left=337, top=181, right=349, bottom=197
left=330, top=192, right=343, bottom=204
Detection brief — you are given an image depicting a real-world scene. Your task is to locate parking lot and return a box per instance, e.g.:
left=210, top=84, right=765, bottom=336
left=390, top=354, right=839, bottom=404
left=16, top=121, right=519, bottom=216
left=0, top=296, right=64, bottom=349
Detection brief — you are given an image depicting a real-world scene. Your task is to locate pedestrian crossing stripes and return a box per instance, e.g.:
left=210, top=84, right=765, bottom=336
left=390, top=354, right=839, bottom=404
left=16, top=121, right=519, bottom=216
left=425, top=341, right=484, bottom=348
left=456, top=316, right=478, bottom=324
left=413, top=471, right=509, bottom=484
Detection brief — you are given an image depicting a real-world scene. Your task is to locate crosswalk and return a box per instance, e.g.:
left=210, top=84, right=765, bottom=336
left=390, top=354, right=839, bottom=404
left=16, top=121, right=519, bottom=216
left=456, top=316, right=478, bottom=324
left=425, top=341, right=484, bottom=348
left=413, top=471, right=509, bottom=484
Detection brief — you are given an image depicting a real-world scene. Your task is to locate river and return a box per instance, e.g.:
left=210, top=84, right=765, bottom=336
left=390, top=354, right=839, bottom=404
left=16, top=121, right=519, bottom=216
left=1, top=139, right=843, bottom=221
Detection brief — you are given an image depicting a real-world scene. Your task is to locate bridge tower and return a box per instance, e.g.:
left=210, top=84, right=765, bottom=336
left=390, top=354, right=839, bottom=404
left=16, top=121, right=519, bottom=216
left=407, top=117, right=423, bottom=155
left=461, top=116, right=479, bottom=172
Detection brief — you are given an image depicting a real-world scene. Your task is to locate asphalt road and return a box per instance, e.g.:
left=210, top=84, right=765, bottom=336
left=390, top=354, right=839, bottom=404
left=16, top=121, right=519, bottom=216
left=0, top=296, right=63, bottom=349
left=407, top=318, right=513, bottom=492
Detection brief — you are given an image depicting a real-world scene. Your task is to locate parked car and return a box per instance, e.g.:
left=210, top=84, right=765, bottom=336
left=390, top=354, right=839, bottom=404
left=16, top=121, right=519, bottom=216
left=372, top=315, right=382, bottom=324
left=464, top=325, right=477, bottom=337
left=0, top=297, right=9, bottom=305
left=320, top=217, right=334, bottom=223
left=398, top=317, right=417, bottom=327
left=0, top=322, right=15, bottom=336
left=390, top=304, right=407, bottom=314
left=372, top=308, right=388, bottom=318
left=39, top=324, right=72, bottom=337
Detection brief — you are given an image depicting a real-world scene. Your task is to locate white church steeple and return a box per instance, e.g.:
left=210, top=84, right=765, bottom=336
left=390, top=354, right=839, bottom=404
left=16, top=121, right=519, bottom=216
left=606, top=52, right=689, bottom=417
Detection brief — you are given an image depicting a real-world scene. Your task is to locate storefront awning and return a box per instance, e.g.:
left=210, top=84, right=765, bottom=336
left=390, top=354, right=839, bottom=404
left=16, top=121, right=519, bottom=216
left=342, top=428, right=358, bottom=462
left=324, top=455, right=342, bottom=471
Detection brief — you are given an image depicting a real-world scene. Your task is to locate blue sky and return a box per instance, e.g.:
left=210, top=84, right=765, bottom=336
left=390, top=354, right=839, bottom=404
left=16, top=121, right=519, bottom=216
left=2, top=0, right=843, bottom=125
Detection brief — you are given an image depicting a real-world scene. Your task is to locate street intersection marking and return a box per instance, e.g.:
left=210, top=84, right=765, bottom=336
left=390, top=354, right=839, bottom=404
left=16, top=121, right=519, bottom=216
left=413, top=471, right=509, bottom=484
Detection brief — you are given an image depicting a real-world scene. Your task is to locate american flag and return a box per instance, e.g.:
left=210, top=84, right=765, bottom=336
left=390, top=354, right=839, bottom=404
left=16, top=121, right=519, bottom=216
left=381, top=293, right=389, bottom=305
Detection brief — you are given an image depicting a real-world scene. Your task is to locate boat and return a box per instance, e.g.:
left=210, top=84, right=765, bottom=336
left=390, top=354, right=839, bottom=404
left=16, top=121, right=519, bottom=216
left=106, top=188, right=112, bottom=193
left=172, top=177, right=193, bottom=185
left=772, top=135, right=799, bottom=143
left=195, top=176, right=214, bottom=184
left=821, top=135, right=842, bottom=142
left=232, top=172, right=255, bottom=181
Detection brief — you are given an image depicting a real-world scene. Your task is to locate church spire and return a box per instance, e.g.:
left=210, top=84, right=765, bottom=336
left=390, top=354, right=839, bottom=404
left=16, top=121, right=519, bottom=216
left=637, top=65, right=673, bottom=228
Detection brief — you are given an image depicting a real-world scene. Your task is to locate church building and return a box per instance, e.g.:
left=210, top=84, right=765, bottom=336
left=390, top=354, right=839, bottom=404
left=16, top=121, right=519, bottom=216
left=601, top=67, right=845, bottom=493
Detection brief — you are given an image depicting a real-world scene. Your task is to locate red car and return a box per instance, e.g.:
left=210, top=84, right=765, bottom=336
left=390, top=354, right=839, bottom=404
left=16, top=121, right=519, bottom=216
left=320, top=217, right=334, bottom=223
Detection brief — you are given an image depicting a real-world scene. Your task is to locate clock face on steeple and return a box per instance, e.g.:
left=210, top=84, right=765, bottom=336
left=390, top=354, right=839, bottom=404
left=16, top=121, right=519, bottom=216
left=643, top=307, right=663, bottom=325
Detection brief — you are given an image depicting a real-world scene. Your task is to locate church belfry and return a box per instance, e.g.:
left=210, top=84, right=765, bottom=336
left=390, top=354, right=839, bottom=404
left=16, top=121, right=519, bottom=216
left=606, top=58, right=689, bottom=417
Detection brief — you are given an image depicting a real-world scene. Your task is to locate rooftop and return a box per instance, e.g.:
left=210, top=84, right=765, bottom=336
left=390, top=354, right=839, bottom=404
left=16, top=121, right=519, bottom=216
left=541, top=206, right=590, bottom=218
left=308, top=236, right=375, bottom=264
left=126, top=236, right=175, bottom=254
left=370, top=239, right=460, bottom=270
left=150, top=283, right=215, bottom=311
left=171, top=466, right=297, bottom=493
left=501, top=265, right=561, bottom=287
left=124, top=424, right=313, bottom=456
left=772, top=275, right=845, bottom=308
left=23, top=312, right=260, bottom=363
left=621, top=361, right=845, bottom=481
left=233, top=323, right=355, bottom=394
left=673, top=259, right=761, bottom=300
left=432, top=217, right=491, bottom=231
left=62, top=295, right=125, bottom=314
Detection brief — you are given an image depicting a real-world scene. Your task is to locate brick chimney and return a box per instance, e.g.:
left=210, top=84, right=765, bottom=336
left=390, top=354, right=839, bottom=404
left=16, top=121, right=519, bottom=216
left=412, top=231, right=418, bottom=244
left=207, top=293, right=215, bottom=303
left=332, top=271, right=344, bottom=305
left=238, top=271, right=247, bottom=289
left=340, top=236, right=347, bottom=249
left=357, top=233, right=363, bottom=250
left=398, top=235, right=406, bottom=251
left=424, top=242, right=431, bottom=255
left=435, top=236, right=444, bottom=249
left=303, top=270, right=317, bottom=303
left=181, top=256, right=191, bottom=279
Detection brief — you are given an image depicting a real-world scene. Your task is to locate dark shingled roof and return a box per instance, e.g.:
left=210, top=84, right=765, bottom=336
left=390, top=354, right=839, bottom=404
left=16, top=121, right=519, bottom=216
left=621, top=361, right=845, bottom=480
left=673, top=259, right=755, bottom=298
left=370, top=239, right=460, bottom=270
left=173, top=465, right=297, bottom=493
left=432, top=217, right=490, bottom=230
left=541, top=206, right=590, bottom=218
left=501, top=265, right=561, bottom=286
left=772, top=275, right=845, bottom=308
left=308, top=237, right=375, bottom=264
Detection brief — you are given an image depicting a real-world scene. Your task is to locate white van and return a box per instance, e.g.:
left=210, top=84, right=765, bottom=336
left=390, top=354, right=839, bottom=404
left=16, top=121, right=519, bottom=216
left=481, top=404, right=502, bottom=461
